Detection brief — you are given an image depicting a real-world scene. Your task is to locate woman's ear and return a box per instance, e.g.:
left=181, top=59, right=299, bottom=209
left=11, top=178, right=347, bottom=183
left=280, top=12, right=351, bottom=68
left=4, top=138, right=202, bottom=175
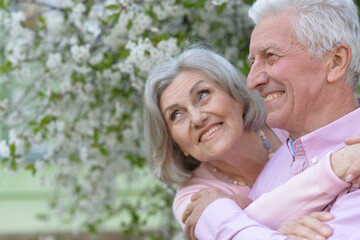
left=175, top=143, right=189, bottom=156
left=180, top=147, right=189, bottom=157
left=327, top=44, right=351, bottom=83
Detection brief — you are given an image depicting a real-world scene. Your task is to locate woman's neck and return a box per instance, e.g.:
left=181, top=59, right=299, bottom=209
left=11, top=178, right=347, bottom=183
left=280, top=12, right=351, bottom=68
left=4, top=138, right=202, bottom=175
left=209, top=125, right=282, bottom=187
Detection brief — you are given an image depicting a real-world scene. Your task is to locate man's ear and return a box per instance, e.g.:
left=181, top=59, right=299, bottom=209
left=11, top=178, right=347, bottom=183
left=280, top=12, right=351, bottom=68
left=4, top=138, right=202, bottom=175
left=327, top=44, right=351, bottom=83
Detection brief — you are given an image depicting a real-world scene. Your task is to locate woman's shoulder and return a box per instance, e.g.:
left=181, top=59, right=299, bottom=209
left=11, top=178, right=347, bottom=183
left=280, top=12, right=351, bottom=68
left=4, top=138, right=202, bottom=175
left=176, top=163, right=250, bottom=196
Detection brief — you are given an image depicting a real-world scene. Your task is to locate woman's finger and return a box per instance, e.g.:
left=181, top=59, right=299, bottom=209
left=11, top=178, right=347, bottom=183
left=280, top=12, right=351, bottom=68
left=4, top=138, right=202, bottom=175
left=345, top=159, right=360, bottom=183
left=309, top=211, right=334, bottom=222
left=278, top=212, right=333, bottom=240
left=344, top=133, right=360, bottom=145
left=182, top=202, right=195, bottom=223
left=298, top=214, right=332, bottom=237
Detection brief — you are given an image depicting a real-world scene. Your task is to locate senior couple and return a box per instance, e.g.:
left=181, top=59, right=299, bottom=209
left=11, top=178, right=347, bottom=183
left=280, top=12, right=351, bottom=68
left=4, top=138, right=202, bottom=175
left=144, top=0, right=360, bottom=239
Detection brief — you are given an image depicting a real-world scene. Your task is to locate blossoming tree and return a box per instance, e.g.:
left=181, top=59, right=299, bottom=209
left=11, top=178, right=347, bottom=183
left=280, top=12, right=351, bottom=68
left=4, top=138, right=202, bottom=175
left=0, top=0, right=255, bottom=238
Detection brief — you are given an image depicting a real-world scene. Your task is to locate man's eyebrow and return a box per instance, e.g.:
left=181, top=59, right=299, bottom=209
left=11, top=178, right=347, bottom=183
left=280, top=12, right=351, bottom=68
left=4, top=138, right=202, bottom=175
left=260, top=44, right=277, bottom=52
left=248, top=44, right=279, bottom=61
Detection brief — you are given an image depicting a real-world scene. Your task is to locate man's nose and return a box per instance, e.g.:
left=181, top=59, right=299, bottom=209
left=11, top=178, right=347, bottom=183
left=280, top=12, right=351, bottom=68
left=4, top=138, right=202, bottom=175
left=247, top=61, right=268, bottom=90
left=190, top=107, right=208, bottom=128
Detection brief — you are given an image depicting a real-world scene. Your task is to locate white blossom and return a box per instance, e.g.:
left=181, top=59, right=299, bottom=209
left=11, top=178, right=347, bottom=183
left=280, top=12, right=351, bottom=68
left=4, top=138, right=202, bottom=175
left=212, top=0, right=229, bottom=6
left=0, top=0, right=255, bottom=235
left=0, top=140, right=10, bottom=158
left=70, top=45, right=90, bottom=63
left=46, top=53, right=62, bottom=69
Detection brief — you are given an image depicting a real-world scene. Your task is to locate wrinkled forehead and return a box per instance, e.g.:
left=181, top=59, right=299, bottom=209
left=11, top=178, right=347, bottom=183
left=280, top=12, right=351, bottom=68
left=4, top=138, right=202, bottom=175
left=250, top=11, right=298, bottom=54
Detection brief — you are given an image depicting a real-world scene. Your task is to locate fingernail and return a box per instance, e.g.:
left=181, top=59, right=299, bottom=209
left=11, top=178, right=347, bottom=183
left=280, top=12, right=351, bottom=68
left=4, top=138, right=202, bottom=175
left=345, top=174, right=354, bottom=182
left=353, top=183, right=360, bottom=188
left=323, top=212, right=333, bottom=219
left=315, top=235, right=325, bottom=240
left=322, top=227, right=331, bottom=235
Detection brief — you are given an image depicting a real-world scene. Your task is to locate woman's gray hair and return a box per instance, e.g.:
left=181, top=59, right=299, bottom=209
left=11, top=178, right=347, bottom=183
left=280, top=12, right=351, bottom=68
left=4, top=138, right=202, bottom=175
left=143, top=47, right=266, bottom=184
left=249, top=0, right=360, bottom=90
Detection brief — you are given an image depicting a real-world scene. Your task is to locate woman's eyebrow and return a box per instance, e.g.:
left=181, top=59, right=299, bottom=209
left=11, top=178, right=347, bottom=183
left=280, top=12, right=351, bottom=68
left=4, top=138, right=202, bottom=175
left=189, top=80, right=205, bottom=95
left=163, top=103, right=179, bottom=116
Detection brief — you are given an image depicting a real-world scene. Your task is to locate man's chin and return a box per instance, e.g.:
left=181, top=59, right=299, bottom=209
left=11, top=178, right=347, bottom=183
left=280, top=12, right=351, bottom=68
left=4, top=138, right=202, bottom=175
left=265, top=112, right=287, bottom=129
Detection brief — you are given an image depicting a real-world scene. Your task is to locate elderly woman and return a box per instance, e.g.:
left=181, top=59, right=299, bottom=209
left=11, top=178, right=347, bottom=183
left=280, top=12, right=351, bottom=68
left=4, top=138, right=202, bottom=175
left=143, top=47, right=358, bottom=238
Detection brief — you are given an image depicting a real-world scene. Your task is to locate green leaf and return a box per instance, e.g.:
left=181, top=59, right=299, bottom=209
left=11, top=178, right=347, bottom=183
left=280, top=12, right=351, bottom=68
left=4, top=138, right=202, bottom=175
left=37, top=15, right=47, bottom=31
left=216, top=2, right=227, bottom=14
left=0, top=0, right=10, bottom=10
left=0, top=60, right=13, bottom=74
left=106, top=4, right=119, bottom=10
left=10, top=160, right=17, bottom=171
left=1, top=157, right=9, bottom=164
left=93, top=128, right=99, bottom=145
left=25, top=164, right=37, bottom=176
left=29, top=121, right=38, bottom=126
left=36, top=213, right=49, bottom=221
left=85, top=223, right=98, bottom=234
left=40, top=115, right=53, bottom=126
left=33, top=128, right=40, bottom=135
left=108, top=12, right=120, bottom=24
left=100, top=146, right=109, bottom=157
left=9, top=143, right=15, bottom=155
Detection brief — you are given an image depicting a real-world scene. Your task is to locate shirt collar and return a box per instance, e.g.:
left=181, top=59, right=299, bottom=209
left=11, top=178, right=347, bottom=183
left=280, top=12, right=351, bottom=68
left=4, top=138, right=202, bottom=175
left=289, top=107, right=360, bottom=161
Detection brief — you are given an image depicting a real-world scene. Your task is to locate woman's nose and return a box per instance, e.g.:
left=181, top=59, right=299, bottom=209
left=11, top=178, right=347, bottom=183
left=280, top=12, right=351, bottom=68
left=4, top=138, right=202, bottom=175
left=190, top=107, right=208, bottom=128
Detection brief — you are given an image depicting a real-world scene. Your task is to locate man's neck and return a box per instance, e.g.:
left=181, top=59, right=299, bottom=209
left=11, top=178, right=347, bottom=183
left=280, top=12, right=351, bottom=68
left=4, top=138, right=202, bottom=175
left=289, top=95, right=359, bottom=140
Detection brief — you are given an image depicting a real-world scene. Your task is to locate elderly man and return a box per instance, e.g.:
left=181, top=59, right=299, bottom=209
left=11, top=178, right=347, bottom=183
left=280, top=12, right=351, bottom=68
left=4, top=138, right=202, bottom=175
left=182, top=0, right=360, bottom=239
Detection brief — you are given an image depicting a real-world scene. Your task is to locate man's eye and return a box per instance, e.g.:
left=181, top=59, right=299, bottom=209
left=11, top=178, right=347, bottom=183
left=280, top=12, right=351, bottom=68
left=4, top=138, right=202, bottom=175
left=266, top=53, right=279, bottom=65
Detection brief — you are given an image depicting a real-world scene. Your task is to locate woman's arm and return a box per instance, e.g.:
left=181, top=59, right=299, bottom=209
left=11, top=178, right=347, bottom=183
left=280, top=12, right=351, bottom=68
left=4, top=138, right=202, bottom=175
left=173, top=174, right=250, bottom=229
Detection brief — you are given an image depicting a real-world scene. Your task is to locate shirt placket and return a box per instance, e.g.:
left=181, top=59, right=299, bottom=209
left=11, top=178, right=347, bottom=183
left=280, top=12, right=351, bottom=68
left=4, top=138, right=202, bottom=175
left=288, top=138, right=310, bottom=178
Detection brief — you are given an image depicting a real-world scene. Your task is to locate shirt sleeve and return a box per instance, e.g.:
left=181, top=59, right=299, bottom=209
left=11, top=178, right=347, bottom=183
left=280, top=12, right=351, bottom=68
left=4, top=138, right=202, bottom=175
left=195, top=152, right=351, bottom=239
left=196, top=199, right=289, bottom=240
left=245, top=152, right=350, bottom=229
left=326, top=189, right=360, bottom=239
left=173, top=177, right=250, bottom=229
left=173, top=183, right=208, bottom=230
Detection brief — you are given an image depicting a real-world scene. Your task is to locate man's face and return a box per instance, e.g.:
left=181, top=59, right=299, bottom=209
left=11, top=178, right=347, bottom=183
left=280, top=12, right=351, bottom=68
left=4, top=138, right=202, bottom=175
left=247, top=11, right=330, bottom=139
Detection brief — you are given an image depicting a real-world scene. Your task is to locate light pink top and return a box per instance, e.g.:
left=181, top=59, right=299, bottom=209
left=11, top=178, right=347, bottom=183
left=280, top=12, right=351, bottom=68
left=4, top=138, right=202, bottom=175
left=195, top=107, right=360, bottom=239
left=173, top=129, right=349, bottom=230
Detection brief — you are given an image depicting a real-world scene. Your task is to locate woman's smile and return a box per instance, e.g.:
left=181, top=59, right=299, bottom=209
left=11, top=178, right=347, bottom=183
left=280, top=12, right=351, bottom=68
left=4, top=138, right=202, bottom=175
left=199, top=123, right=223, bottom=142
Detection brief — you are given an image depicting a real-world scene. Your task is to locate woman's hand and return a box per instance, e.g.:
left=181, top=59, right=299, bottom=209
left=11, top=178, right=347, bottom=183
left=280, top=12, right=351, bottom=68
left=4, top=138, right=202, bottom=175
left=344, top=133, right=360, bottom=145
left=331, top=143, right=360, bottom=186
left=182, top=188, right=252, bottom=240
left=278, top=211, right=333, bottom=240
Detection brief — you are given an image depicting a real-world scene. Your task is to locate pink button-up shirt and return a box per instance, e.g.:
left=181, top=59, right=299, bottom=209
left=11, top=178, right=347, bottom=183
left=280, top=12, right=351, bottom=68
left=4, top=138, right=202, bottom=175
left=195, top=107, right=360, bottom=239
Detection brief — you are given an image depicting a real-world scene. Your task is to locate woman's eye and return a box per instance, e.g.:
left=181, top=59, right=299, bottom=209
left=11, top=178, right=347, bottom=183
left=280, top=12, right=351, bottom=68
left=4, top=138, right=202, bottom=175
left=199, top=90, right=210, bottom=100
left=170, top=111, right=180, bottom=121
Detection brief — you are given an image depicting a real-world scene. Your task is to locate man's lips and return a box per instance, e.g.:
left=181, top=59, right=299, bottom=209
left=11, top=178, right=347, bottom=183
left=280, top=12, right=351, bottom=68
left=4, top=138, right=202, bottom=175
left=264, top=92, right=284, bottom=103
left=199, top=123, right=223, bottom=142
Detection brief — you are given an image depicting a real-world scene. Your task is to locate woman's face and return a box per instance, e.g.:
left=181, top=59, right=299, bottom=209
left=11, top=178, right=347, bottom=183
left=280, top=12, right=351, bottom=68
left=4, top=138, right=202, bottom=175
left=160, top=69, right=246, bottom=162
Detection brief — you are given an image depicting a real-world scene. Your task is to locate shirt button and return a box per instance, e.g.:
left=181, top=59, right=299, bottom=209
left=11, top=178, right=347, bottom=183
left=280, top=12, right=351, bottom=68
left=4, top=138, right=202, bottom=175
left=311, top=157, right=318, bottom=164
